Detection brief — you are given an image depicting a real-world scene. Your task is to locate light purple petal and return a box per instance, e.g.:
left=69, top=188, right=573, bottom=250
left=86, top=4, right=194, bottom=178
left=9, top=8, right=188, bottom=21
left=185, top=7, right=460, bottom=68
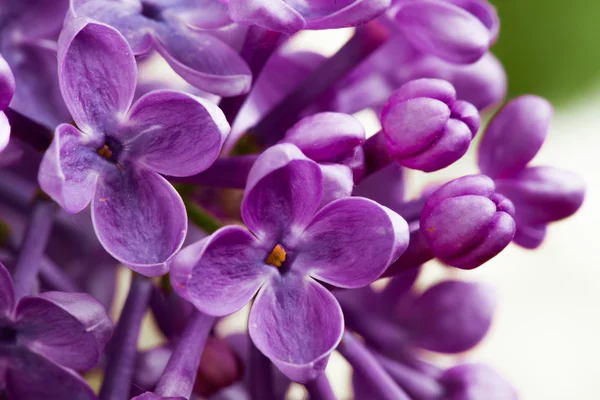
left=242, top=144, right=322, bottom=243
left=319, top=163, right=354, bottom=208
left=16, top=292, right=113, bottom=371
left=283, top=112, right=365, bottom=162
left=6, top=347, right=96, bottom=400
left=92, top=167, right=186, bottom=276
left=0, top=112, right=9, bottom=153
left=0, top=262, right=15, bottom=318
left=0, top=54, right=15, bottom=111
left=160, top=0, right=233, bottom=30
left=58, top=18, right=137, bottom=134
left=153, top=27, right=252, bottom=97
left=304, top=0, right=391, bottom=30
left=294, top=197, right=408, bottom=288
left=441, top=363, right=518, bottom=400
left=122, top=90, right=228, bottom=176
left=248, top=272, right=343, bottom=383
left=170, top=225, right=272, bottom=316
left=478, top=95, right=553, bottom=179
left=38, top=124, right=104, bottom=214
left=227, top=0, right=306, bottom=35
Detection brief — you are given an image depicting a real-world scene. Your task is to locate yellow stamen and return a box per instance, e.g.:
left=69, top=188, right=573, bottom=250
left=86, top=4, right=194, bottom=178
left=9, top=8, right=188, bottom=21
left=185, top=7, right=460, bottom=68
left=98, top=144, right=113, bottom=160
left=266, top=244, right=286, bottom=267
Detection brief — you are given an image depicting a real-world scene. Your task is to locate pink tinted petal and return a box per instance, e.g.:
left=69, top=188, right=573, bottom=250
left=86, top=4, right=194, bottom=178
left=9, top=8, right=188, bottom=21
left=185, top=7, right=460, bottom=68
left=283, top=113, right=365, bottom=162
left=170, top=225, right=271, bottom=316
left=16, top=292, right=113, bottom=370
left=242, top=144, right=322, bottom=243
left=304, top=0, right=391, bottom=30
left=38, top=124, right=104, bottom=214
left=249, top=273, right=343, bottom=383
left=92, top=167, right=186, bottom=276
left=6, top=348, right=96, bottom=400
left=295, top=197, right=409, bottom=288
left=228, top=0, right=306, bottom=35
left=58, top=18, right=137, bottom=133
left=0, top=262, right=15, bottom=317
left=0, top=54, right=15, bottom=111
left=153, top=27, right=251, bottom=97
left=123, top=90, right=228, bottom=176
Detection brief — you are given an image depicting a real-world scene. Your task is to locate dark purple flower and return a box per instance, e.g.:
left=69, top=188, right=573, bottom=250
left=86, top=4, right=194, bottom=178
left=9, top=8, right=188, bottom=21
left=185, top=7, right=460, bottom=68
left=0, top=262, right=112, bottom=399
left=69, top=0, right=252, bottom=96
left=224, top=0, right=392, bottom=35
left=170, top=143, right=409, bottom=382
left=378, top=78, right=480, bottom=172
left=478, top=95, right=586, bottom=248
left=0, top=53, right=14, bottom=153
left=38, top=19, right=229, bottom=276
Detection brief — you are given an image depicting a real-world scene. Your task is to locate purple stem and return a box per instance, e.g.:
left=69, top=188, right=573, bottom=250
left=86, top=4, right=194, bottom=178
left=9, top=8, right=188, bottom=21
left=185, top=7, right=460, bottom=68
left=170, top=154, right=257, bottom=188
left=12, top=199, right=58, bottom=300
left=337, top=331, right=411, bottom=400
left=374, top=353, right=444, bottom=400
left=220, top=26, right=284, bottom=124
left=363, top=131, right=393, bottom=174
left=247, top=21, right=390, bottom=146
left=5, top=108, right=53, bottom=151
left=305, top=373, right=337, bottom=400
left=99, top=273, right=153, bottom=400
left=39, top=258, right=80, bottom=292
left=154, top=310, right=216, bottom=398
left=249, top=340, right=276, bottom=400
left=394, top=197, right=427, bottom=224
left=383, top=227, right=433, bottom=278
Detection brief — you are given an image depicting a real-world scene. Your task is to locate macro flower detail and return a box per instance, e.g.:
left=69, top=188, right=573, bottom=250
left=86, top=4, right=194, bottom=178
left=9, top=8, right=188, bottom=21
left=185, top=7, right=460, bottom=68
left=478, top=95, right=586, bottom=248
left=0, top=54, right=15, bottom=153
left=0, top=262, right=112, bottom=399
left=224, top=0, right=392, bottom=35
left=69, top=0, right=252, bottom=96
left=171, top=143, right=409, bottom=382
left=38, top=19, right=229, bottom=276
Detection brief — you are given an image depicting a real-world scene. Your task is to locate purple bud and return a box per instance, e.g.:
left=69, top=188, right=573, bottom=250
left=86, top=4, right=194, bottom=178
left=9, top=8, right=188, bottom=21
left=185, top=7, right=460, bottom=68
left=393, top=0, right=497, bottom=64
left=441, top=363, right=518, bottom=400
left=478, top=95, right=553, bottom=179
left=381, top=78, right=480, bottom=172
left=421, top=175, right=516, bottom=269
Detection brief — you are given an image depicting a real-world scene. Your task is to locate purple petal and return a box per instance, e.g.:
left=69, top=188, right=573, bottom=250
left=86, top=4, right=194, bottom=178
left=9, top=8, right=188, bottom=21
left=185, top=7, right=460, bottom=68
left=132, top=393, right=185, bottom=400
left=153, top=27, right=251, bottom=97
left=242, top=144, right=322, bottom=243
left=248, top=272, right=343, bottom=382
left=353, top=163, right=406, bottom=211
left=283, top=112, right=365, bottom=162
left=123, top=90, right=229, bottom=176
left=58, top=18, right=137, bottom=134
left=295, top=197, right=408, bottom=288
left=227, top=0, right=306, bottom=35
left=513, top=224, right=547, bottom=250
left=0, top=54, right=15, bottom=111
left=441, top=363, right=518, bottom=400
left=0, top=112, right=9, bottom=153
left=160, top=0, right=232, bottom=30
left=170, top=226, right=271, bottom=316
left=38, top=124, right=104, bottom=214
left=16, top=292, right=113, bottom=371
left=407, top=280, right=496, bottom=353
left=92, top=167, right=186, bottom=276
left=6, top=347, right=96, bottom=400
left=319, top=163, right=354, bottom=208
left=10, top=0, right=69, bottom=40
left=0, top=262, right=15, bottom=317
left=394, top=0, right=490, bottom=64
left=444, top=0, right=500, bottom=43
left=478, top=95, right=553, bottom=179
left=304, top=0, right=391, bottom=30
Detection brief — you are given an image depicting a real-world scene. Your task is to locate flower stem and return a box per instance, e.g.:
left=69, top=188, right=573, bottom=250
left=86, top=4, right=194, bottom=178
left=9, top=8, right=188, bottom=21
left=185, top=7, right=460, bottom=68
left=238, top=20, right=390, bottom=150
left=174, top=184, right=224, bottom=234
left=337, top=331, right=411, bottom=400
left=374, top=353, right=444, bottom=400
left=5, top=108, right=53, bottom=151
left=249, top=340, right=276, bottom=400
left=219, top=26, right=284, bottom=124
left=383, top=227, right=433, bottom=277
left=154, top=310, right=216, bottom=398
left=363, top=131, right=393, bottom=174
left=170, top=155, right=257, bottom=189
left=305, top=373, right=337, bottom=400
left=12, top=197, right=58, bottom=300
left=99, top=273, right=152, bottom=400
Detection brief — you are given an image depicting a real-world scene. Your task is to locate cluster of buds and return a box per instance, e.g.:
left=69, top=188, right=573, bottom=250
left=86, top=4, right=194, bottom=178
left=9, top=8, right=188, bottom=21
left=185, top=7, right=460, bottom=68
left=0, top=0, right=585, bottom=399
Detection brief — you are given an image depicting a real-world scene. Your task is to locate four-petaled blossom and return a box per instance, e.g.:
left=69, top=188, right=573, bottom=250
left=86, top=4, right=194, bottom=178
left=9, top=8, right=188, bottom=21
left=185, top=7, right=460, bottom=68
left=224, top=0, right=392, bottom=35
left=0, top=262, right=112, bottom=400
left=0, top=54, right=15, bottom=153
left=478, top=95, right=586, bottom=248
left=69, top=0, right=252, bottom=97
left=38, top=19, right=229, bottom=276
left=171, top=143, right=409, bottom=382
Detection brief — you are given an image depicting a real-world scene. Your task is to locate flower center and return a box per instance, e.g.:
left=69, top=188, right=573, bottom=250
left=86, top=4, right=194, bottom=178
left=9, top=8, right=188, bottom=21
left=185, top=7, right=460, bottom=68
left=266, top=244, right=286, bottom=268
left=97, top=137, right=123, bottom=164
left=141, top=2, right=163, bottom=21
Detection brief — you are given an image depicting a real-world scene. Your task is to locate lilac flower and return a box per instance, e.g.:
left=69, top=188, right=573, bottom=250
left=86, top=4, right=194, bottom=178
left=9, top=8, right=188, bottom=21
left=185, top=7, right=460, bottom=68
left=171, top=143, right=409, bottom=382
left=0, top=54, right=15, bottom=153
left=38, top=19, right=229, bottom=276
left=69, top=0, right=252, bottom=97
left=224, top=0, right=392, bottom=35
left=0, top=262, right=112, bottom=399
left=478, top=95, right=586, bottom=248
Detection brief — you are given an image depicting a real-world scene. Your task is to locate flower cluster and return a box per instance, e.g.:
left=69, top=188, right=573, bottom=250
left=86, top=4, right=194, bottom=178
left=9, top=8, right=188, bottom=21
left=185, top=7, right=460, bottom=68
left=0, top=1, right=585, bottom=399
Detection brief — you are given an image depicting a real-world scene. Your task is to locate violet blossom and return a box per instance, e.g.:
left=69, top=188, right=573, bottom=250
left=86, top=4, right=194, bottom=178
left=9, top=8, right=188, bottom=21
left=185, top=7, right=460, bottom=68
left=0, top=54, right=14, bottom=153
